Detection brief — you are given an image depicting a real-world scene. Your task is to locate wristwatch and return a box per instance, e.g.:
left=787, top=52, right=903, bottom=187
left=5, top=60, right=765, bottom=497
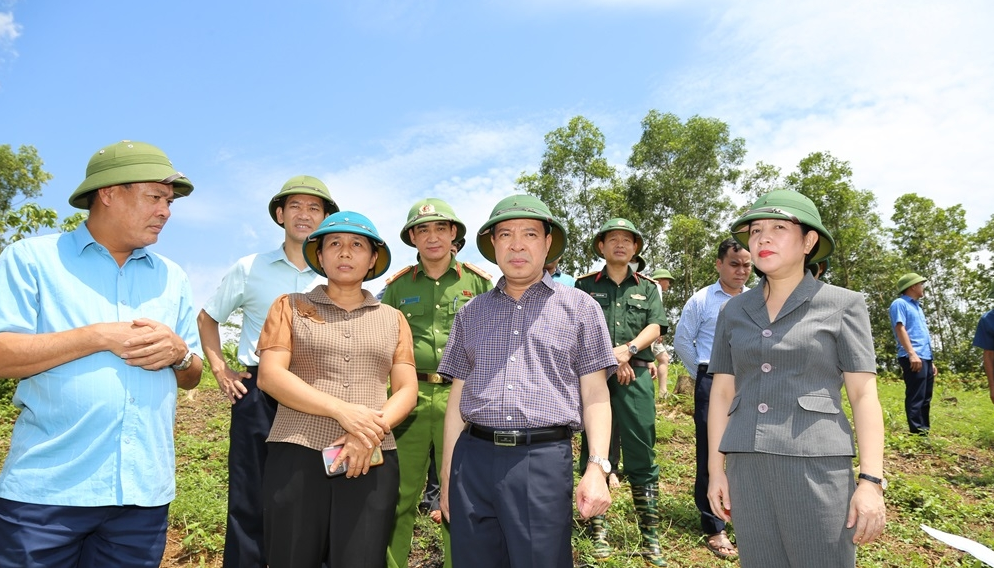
left=858, top=473, right=888, bottom=491
left=626, top=342, right=639, bottom=356
left=172, top=349, right=195, bottom=372
left=588, top=456, right=612, bottom=476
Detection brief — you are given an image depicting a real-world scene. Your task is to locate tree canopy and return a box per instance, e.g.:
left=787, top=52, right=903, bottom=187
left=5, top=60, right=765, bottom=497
left=516, top=114, right=991, bottom=377
left=0, top=144, right=85, bottom=252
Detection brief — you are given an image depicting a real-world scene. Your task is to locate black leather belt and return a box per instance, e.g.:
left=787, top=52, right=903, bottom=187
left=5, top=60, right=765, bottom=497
left=698, top=363, right=710, bottom=373
left=466, top=423, right=571, bottom=447
left=417, top=372, right=446, bottom=384
left=629, top=359, right=650, bottom=368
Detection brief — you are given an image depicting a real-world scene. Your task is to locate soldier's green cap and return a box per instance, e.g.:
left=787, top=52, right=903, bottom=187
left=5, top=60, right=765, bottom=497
left=651, top=268, right=674, bottom=282
left=476, top=194, right=567, bottom=264
left=632, top=254, right=647, bottom=272
left=897, top=272, right=926, bottom=294
left=303, top=211, right=391, bottom=281
left=70, top=140, right=193, bottom=209
left=269, top=175, right=340, bottom=226
left=593, top=217, right=645, bottom=259
left=400, top=198, right=467, bottom=247
left=730, top=190, right=835, bottom=264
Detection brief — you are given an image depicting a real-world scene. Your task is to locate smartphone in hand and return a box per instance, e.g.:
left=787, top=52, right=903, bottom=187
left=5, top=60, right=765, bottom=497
left=322, top=445, right=348, bottom=477
left=321, top=444, right=385, bottom=477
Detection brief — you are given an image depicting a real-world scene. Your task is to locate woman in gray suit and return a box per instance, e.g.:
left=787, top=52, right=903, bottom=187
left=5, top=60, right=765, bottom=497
left=706, top=190, right=886, bottom=567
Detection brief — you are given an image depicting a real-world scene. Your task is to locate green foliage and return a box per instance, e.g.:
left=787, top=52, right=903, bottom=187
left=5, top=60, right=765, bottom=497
left=169, top=380, right=229, bottom=558
left=515, top=116, right=618, bottom=276
left=0, top=144, right=89, bottom=251
left=625, top=111, right=747, bottom=310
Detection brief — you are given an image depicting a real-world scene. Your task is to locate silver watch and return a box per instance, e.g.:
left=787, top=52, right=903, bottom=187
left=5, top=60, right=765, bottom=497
left=588, top=455, right=611, bottom=475
left=172, top=350, right=194, bottom=371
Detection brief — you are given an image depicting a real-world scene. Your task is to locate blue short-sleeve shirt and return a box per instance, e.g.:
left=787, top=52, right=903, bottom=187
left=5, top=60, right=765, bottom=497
left=0, top=224, right=200, bottom=507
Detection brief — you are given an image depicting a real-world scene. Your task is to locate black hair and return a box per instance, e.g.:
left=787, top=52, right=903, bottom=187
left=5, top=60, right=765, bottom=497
left=716, top=237, right=745, bottom=261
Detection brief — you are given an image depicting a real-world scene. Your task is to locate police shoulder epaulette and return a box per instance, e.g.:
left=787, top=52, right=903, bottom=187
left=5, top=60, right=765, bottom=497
left=462, top=262, right=492, bottom=281
left=576, top=271, right=599, bottom=280
left=385, top=265, right=414, bottom=285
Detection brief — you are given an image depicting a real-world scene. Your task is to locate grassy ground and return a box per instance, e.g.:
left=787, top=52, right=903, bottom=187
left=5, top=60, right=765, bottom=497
left=2, top=369, right=994, bottom=567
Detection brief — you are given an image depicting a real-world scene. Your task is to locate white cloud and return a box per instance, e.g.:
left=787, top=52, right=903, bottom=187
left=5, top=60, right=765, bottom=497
left=667, top=0, right=994, bottom=229
left=0, top=12, right=19, bottom=43
left=0, top=11, right=21, bottom=66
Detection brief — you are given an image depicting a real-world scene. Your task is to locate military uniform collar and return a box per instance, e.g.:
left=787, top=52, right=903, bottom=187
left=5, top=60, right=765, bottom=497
left=413, top=254, right=460, bottom=280
left=594, top=264, right=640, bottom=284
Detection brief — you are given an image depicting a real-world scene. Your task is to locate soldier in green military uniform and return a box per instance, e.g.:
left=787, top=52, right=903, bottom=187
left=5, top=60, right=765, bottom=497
left=383, top=198, right=493, bottom=568
left=576, top=218, right=669, bottom=566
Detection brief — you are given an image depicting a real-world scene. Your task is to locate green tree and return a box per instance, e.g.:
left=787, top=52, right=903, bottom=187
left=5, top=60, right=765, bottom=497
left=782, top=152, right=900, bottom=365
left=625, top=111, right=747, bottom=308
left=516, top=116, right=619, bottom=276
left=0, top=144, right=84, bottom=251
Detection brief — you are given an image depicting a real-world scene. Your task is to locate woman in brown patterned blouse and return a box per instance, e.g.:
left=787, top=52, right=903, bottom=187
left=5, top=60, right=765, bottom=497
left=257, top=211, right=418, bottom=568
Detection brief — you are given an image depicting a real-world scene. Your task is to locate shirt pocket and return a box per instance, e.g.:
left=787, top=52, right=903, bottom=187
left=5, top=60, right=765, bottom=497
left=398, top=301, right=425, bottom=321
left=449, top=292, right=474, bottom=314
left=625, top=297, right=650, bottom=328
left=796, top=394, right=841, bottom=414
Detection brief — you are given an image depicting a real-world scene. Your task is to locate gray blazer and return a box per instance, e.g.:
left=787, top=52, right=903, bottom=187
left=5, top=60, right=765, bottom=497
left=709, top=273, right=876, bottom=457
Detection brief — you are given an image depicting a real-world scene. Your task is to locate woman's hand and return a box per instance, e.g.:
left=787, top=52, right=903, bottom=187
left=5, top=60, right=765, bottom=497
left=334, top=402, right=389, bottom=448
left=847, top=481, right=886, bottom=545
left=329, top=433, right=376, bottom=478
left=707, top=470, right=732, bottom=522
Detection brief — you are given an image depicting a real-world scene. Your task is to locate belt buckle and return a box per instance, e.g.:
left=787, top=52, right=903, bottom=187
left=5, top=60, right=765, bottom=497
left=493, top=431, right=519, bottom=447
left=427, top=373, right=443, bottom=384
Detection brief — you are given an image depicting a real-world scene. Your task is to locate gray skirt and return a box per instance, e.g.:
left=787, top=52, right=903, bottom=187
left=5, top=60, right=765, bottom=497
left=726, top=452, right=857, bottom=568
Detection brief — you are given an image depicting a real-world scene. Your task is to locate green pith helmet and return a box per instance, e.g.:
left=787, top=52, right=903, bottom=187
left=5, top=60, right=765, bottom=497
left=807, top=258, right=831, bottom=279
left=632, top=254, right=647, bottom=272
left=651, top=268, right=674, bottom=282
left=400, top=198, right=467, bottom=247
left=896, top=272, right=927, bottom=294
left=476, top=194, right=567, bottom=264
left=268, top=175, right=340, bottom=226
left=70, top=140, right=193, bottom=209
left=730, top=190, right=835, bottom=264
left=303, top=211, right=391, bottom=281
left=593, top=218, right=645, bottom=259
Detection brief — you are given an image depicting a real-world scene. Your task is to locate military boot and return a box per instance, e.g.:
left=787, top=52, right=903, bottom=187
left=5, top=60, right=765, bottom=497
left=588, top=514, right=612, bottom=559
left=631, top=484, right=667, bottom=567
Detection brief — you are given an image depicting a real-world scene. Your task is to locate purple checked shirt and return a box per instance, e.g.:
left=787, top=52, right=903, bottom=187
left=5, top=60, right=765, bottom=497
left=438, top=271, right=617, bottom=432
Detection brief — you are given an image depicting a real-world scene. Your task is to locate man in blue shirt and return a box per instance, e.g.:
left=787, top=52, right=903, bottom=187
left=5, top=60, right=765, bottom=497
left=0, top=140, right=203, bottom=567
left=197, top=175, right=336, bottom=568
left=889, top=272, right=938, bottom=434
left=544, top=257, right=575, bottom=287
left=673, top=238, right=750, bottom=560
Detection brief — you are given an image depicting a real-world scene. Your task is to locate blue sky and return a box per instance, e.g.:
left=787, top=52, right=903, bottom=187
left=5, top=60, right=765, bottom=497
left=1, top=0, right=991, bottom=306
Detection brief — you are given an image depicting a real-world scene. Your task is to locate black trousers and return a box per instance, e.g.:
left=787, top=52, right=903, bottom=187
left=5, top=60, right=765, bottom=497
left=263, top=442, right=400, bottom=568
left=899, top=356, right=935, bottom=434
left=694, top=365, right=727, bottom=535
left=223, top=369, right=279, bottom=568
